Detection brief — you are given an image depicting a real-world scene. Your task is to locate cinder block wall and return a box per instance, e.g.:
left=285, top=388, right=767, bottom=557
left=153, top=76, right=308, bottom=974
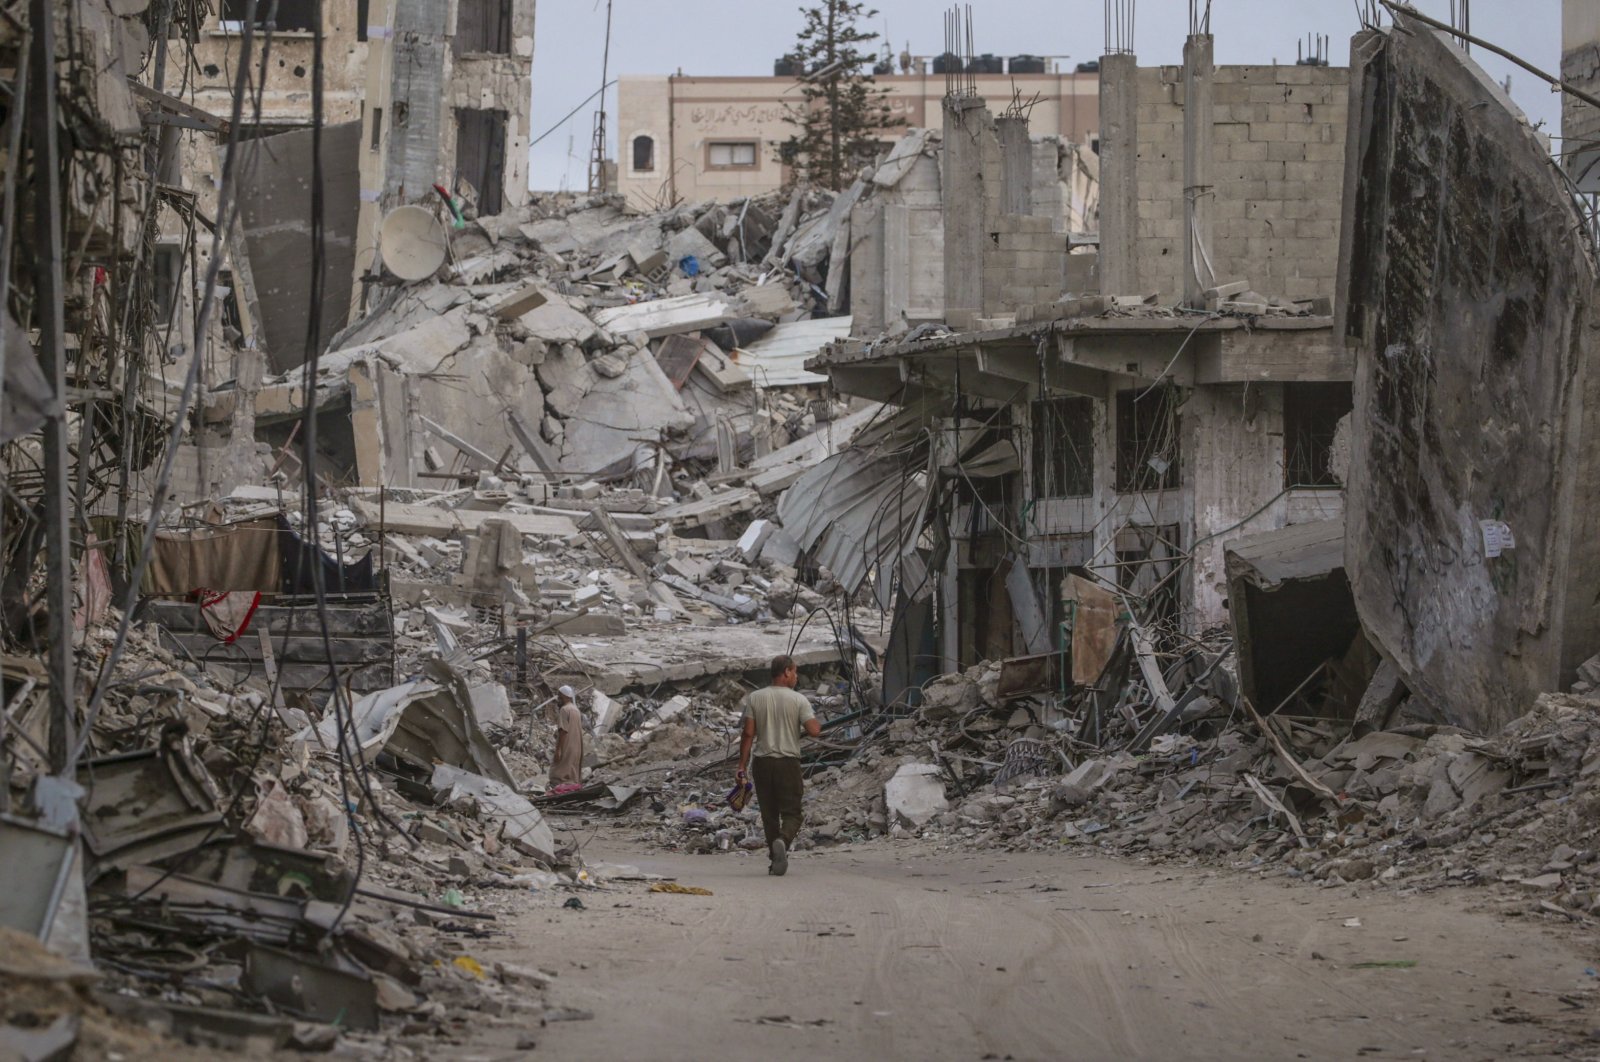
left=982, top=213, right=1067, bottom=317
left=1134, top=64, right=1349, bottom=303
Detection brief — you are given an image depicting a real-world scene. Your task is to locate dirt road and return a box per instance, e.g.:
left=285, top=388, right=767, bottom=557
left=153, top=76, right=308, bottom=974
left=469, top=838, right=1597, bottom=1061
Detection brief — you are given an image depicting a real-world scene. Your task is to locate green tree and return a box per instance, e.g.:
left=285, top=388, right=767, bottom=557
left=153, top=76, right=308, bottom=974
left=778, top=1, right=900, bottom=191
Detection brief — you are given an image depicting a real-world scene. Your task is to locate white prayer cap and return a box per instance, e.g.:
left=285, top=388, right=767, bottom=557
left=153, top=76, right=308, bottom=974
left=558, top=685, right=576, bottom=700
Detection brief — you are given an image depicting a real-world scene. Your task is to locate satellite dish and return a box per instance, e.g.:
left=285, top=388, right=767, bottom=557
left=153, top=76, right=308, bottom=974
left=379, top=205, right=448, bottom=281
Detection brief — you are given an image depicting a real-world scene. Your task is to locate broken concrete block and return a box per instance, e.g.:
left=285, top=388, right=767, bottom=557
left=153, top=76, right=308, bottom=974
left=758, top=527, right=802, bottom=567
left=518, top=293, right=600, bottom=344
left=591, top=292, right=734, bottom=339
left=493, top=284, right=550, bottom=319
left=547, top=611, right=626, bottom=636
left=664, top=556, right=713, bottom=583
left=537, top=342, right=593, bottom=418
left=590, top=352, right=628, bottom=378
left=737, top=519, right=775, bottom=562
left=655, top=695, right=690, bottom=723
left=468, top=683, right=514, bottom=729
left=591, top=691, right=619, bottom=735
left=665, top=225, right=726, bottom=271
left=884, top=763, right=949, bottom=827
left=431, top=764, right=556, bottom=861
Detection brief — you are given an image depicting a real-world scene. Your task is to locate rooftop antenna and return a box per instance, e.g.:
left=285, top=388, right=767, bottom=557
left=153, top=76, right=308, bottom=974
left=586, top=0, right=614, bottom=195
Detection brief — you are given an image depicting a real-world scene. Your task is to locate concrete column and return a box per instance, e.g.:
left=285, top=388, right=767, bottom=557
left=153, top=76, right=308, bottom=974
left=1182, top=34, right=1216, bottom=308
left=1097, top=53, right=1139, bottom=296
left=1184, top=384, right=1285, bottom=629
left=942, top=96, right=990, bottom=325
left=996, top=115, right=1032, bottom=216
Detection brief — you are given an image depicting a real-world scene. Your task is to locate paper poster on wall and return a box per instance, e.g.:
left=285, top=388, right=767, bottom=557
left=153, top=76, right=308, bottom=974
left=1480, top=519, right=1516, bottom=559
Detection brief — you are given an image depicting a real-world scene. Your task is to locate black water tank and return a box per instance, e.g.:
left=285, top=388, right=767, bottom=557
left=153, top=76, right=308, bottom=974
left=1008, top=54, right=1046, bottom=74
left=932, top=51, right=963, bottom=74
left=971, top=53, right=1004, bottom=74
left=774, top=56, right=798, bottom=77
left=873, top=58, right=894, bottom=75
left=1075, top=59, right=1100, bottom=74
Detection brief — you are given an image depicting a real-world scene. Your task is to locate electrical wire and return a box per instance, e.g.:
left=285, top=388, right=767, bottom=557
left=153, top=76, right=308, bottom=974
left=69, top=0, right=276, bottom=765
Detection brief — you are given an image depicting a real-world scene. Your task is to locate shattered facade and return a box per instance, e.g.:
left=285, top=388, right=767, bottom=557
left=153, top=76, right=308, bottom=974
left=1338, top=21, right=1600, bottom=732
left=813, top=50, right=1353, bottom=674
left=164, top=0, right=535, bottom=373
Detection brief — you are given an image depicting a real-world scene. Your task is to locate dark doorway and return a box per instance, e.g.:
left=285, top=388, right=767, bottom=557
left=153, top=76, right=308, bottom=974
left=455, top=108, right=507, bottom=216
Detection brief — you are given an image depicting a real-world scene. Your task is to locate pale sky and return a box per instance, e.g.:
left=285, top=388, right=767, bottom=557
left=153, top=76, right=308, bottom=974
left=528, top=0, right=1565, bottom=192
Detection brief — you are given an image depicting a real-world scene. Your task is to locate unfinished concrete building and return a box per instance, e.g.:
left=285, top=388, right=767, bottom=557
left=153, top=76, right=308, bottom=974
left=1338, top=15, right=1600, bottom=734
left=809, top=44, right=1353, bottom=680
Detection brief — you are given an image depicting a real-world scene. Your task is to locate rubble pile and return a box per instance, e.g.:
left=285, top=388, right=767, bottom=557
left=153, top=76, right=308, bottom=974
left=783, top=652, right=1600, bottom=920
left=0, top=608, right=664, bottom=1053
left=253, top=184, right=871, bottom=500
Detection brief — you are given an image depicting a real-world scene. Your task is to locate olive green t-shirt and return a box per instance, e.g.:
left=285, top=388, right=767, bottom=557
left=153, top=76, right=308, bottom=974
left=740, top=686, right=815, bottom=759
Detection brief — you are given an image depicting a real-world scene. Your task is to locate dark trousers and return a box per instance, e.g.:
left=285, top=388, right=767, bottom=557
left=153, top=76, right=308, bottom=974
left=751, top=755, right=804, bottom=847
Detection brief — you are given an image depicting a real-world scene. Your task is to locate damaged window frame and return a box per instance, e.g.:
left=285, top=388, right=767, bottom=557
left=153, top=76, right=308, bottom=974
left=1030, top=395, right=1095, bottom=499
left=1282, top=381, right=1352, bottom=489
left=1114, top=385, right=1181, bottom=493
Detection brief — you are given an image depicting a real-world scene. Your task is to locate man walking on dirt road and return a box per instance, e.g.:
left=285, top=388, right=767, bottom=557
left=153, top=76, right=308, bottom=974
left=736, top=655, right=821, bottom=876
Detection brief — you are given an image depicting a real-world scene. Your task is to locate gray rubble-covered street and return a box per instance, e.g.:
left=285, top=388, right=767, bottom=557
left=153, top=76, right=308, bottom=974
left=2, top=0, right=1600, bottom=1058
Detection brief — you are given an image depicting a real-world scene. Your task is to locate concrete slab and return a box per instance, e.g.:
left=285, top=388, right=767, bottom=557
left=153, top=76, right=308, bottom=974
left=592, top=293, right=734, bottom=339
left=545, top=618, right=866, bottom=695
left=559, top=352, right=693, bottom=475
left=351, top=498, right=579, bottom=541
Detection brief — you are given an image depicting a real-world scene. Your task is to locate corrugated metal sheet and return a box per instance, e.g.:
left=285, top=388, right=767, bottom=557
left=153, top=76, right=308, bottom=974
left=775, top=403, right=934, bottom=595
left=730, top=316, right=854, bottom=387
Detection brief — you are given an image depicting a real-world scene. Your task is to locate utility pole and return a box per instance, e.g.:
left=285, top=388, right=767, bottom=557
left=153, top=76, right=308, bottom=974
left=587, top=0, right=614, bottom=195
left=29, top=0, right=78, bottom=773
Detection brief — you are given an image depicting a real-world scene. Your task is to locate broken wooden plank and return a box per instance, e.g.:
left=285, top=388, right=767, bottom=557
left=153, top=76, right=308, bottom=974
left=1243, top=772, right=1305, bottom=840
left=1127, top=617, right=1178, bottom=717
left=1240, top=694, right=1346, bottom=805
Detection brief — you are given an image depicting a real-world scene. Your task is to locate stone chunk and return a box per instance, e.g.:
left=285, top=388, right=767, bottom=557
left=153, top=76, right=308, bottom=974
left=884, top=763, right=949, bottom=827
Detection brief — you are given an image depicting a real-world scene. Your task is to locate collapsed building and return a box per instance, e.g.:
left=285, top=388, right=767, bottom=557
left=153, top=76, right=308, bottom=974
left=4, top=0, right=1600, bottom=1053
left=809, top=45, right=1355, bottom=696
